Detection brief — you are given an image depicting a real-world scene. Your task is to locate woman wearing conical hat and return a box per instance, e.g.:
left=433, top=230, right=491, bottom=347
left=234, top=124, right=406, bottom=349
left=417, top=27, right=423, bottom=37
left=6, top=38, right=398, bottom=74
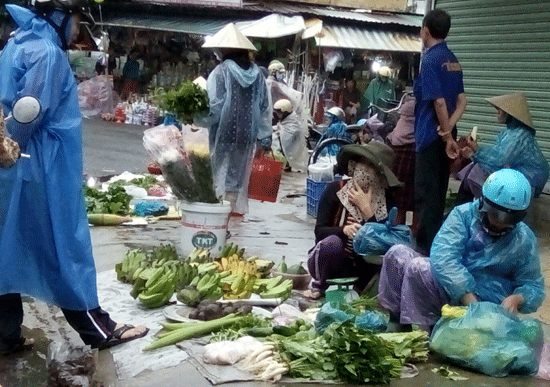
left=203, top=23, right=273, bottom=215
left=458, top=93, right=549, bottom=202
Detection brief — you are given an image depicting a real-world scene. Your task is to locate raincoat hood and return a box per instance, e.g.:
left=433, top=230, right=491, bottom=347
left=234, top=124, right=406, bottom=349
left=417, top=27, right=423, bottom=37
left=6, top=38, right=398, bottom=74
left=7, top=4, right=71, bottom=49
left=224, top=59, right=261, bottom=88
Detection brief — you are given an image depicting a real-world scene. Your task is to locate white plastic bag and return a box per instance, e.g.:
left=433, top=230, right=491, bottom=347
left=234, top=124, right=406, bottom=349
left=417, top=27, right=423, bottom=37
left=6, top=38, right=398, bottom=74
left=202, top=336, right=261, bottom=365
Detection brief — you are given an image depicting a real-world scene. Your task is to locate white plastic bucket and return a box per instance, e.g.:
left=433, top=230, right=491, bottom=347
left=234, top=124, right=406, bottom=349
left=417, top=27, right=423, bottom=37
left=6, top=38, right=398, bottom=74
left=180, top=200, right=232, bottom=257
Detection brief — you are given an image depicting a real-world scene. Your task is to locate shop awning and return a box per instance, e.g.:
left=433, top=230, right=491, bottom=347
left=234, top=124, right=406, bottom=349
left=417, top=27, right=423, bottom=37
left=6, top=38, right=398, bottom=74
left=98, top=13, right=244, bottom=36
left=314, top=24, right=421, bottom=52
left=235, top=14, right=305, bottom=39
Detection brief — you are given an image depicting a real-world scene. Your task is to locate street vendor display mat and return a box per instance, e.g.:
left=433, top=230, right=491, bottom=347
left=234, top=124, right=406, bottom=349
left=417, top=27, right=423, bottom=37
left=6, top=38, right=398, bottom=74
left=96, top=270, right=189, bottom=380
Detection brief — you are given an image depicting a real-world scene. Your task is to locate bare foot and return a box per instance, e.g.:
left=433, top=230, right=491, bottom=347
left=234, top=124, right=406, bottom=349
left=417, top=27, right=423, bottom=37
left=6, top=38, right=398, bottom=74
left=303, top=289, right=322, bottom=300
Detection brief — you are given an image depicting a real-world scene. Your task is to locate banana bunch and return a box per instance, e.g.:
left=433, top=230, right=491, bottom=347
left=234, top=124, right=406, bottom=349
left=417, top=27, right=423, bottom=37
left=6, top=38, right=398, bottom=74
left=135, top=264, right=178, bottom=309
left=188, top=247, right=213, bottom=263
left=220, top=242, right=245, bottom=259
left=255, top=276, right=293, bottom=300
left=115, top=248, right=148, bottom=283
left=219, top=254, right=258, bottom=277
left=221, top=271, right=257, bottom=300
left=194, top=272, right=223, bottom=299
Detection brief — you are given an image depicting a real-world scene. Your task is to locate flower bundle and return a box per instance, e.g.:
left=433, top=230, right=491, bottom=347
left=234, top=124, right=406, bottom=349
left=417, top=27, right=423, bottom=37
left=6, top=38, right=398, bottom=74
left=157, top=143, right=219, bottom=204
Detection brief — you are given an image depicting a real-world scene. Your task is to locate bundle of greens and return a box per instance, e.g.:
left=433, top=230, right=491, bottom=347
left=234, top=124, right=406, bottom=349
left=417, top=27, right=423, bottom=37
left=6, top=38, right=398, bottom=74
left=84, top=185, right=132, bottom=215
left=158, top=81, right=209, bottom=124
left=276, top=321, right=429, bottom=384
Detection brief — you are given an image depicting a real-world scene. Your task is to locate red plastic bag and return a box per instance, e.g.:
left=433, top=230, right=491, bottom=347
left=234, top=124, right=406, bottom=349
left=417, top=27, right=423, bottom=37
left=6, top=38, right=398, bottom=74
left=248, top=151, right=283, bottom=202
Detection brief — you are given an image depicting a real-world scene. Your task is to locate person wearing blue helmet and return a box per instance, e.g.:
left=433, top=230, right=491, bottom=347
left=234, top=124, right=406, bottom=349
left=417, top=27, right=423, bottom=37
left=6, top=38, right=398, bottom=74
left=378, top=169, right=544, bottom=332
left=0, top=0, right=148, bottom=355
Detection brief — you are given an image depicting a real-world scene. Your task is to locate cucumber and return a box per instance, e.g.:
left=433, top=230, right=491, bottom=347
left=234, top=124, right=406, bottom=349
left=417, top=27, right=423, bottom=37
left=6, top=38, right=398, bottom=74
left=246, top=327, right=274, bottom=337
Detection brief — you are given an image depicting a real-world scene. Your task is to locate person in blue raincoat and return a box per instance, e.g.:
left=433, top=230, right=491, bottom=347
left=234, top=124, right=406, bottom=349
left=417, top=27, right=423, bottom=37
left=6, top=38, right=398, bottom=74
left=0, top=1, right=147, bottom=355
left=203, top=23, right=272, bottom=215
left=315, top=107, right=353, bottom=158
left=378, top=169, right=545, bottom=332
left=457, top=92, right=549, bottom=203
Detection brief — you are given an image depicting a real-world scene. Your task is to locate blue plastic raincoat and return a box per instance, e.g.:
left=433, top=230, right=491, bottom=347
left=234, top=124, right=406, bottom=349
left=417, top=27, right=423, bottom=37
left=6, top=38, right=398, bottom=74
left=207, top=59, right=272, bottom=214
left=316, top=115, right=352, bottom=157
left=430, top=200, right=545, bottom=313
left=0, top=5, right=99, bottom=310
left=472, top=117, right=549, bottom=197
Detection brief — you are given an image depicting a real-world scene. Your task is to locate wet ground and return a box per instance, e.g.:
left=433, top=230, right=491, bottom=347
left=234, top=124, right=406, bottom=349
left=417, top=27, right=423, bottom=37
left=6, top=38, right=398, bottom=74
left=1, top=119, right=549, bottom=387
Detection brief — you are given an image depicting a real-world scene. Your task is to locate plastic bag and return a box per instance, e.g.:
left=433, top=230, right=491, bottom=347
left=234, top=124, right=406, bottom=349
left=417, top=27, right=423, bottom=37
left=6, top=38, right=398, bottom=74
left=77, top=75, right=119, bottom=118
left=133, top=201, right=169, bottom=217
left=202, top=336, right=261, bottom=365
left=536, top=343, right=550, bottom=380
left=353, top=207, right=412, bottom=256
left=47, top=341, right=97, bottom=387
left=355, top=311, right=387, bottom=333
left=314, top=302, right=355, bottom=334
left=430, top=302, right=544, bottom=377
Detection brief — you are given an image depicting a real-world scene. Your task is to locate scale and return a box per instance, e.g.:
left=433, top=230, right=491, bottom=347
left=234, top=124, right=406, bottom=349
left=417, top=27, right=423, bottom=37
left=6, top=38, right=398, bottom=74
left=325, top=277, right=359, bottom=305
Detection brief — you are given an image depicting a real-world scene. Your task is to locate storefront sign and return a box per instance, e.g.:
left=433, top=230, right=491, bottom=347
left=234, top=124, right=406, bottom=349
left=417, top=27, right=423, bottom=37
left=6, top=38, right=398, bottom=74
left=133, top=0, right=242, bottom=7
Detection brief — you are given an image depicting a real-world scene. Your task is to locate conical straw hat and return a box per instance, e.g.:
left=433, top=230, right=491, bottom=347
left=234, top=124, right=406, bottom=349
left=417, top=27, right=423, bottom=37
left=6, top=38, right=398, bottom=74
left=485, top=93, right=533, bottom=128
left=202, top=23, right=257, bottom=51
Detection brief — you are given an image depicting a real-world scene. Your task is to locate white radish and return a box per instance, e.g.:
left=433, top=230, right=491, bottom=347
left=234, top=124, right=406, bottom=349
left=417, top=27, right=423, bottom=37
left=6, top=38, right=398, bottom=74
left=261, top=365, right=288, bottom=381
left=254, top=350, right=274, bottom=363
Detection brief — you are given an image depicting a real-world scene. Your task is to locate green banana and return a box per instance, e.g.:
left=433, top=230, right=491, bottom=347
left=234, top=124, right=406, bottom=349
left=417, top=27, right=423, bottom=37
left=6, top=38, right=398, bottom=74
left=220, top=243, right=233, bottom=258
left=145, top=267, right=165, bottom=288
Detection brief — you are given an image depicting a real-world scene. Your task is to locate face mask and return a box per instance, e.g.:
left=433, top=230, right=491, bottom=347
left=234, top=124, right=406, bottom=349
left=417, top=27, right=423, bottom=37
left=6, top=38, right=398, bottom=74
left=275, top=73, right=285, bottom=82
left=480, top=211, right=514, bottom=238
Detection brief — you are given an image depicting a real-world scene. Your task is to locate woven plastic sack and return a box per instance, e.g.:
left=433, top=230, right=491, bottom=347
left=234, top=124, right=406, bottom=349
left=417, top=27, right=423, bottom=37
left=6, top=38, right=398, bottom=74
left=353, top=207, right=412, bottom=256
left=430, top=302, right=544, bottom=377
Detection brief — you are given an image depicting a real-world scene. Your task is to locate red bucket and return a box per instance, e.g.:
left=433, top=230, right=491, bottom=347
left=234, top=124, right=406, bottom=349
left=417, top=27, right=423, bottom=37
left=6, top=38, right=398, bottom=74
left=248, top=153, right=283, bottom=202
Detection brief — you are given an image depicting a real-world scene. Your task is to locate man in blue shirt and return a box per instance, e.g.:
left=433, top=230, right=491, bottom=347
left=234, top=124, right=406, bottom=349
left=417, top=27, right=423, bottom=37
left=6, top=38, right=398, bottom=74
left=413, top=9, right=467, bottom=255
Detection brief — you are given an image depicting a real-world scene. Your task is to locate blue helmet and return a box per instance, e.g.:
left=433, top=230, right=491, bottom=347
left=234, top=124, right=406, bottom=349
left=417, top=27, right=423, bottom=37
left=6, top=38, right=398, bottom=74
left=482, top=169, right=531, bottom=210
left=480, top=169, right=531, bottom=230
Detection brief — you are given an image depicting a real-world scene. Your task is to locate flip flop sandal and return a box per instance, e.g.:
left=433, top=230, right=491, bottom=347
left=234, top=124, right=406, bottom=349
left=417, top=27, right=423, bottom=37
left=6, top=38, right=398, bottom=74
left=97, top=325, right=149, bottom=350
left=0, top=337, right=34, bottom=356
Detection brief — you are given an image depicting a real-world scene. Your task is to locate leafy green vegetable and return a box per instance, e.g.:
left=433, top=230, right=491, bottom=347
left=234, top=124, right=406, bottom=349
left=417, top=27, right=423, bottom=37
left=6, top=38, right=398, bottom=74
left=158, top=81, right=209, bottom=124
left=84, top=185, right=132, bottom=215
left=209, top=315, right=272, bottom=343
left=276, top=321, right=406, bottom=384
left=432, top=366, right=469, bottom=381
left=108, top=175, right=161, bottom=190
left=376, top=331, right=430, bottom=363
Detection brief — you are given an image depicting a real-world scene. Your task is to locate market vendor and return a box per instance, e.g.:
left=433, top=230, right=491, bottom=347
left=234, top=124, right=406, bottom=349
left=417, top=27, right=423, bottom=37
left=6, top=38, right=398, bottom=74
left=0, top=0, right=148, bottom=355
left=305, top=141, right=402, bottom=299
left=379, top=169, right=545, bottom=332
left=203, top=23, right=272, bottom=215
left=272, top=99, right=308, bottom=173
left=456, top=92, right=549, bottom=204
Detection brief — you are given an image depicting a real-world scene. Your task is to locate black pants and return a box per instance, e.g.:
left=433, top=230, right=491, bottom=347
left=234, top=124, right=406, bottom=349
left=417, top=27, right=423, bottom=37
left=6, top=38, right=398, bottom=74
left=414, top=138, right=451, bottom=256
left=0, top=293, right=116, bottom=352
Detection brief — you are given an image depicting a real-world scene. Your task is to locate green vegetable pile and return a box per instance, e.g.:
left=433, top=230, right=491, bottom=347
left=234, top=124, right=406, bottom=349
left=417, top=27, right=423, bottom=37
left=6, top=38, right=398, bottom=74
left=274, top=321, right=429, bottom=385
left=84, top=185, right=132, bottom=215
left=108, top=175, right=160, bottom=190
